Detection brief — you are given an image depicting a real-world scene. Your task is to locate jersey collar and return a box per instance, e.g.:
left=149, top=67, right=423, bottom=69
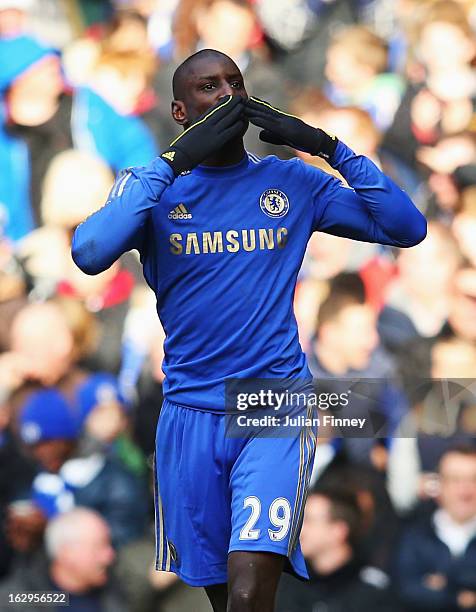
left=192, top=153, right=251, bottom=178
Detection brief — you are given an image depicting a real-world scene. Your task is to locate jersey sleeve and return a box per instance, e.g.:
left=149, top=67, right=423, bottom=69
left=301, top=141, right=427, bottom=247
left=71, top=157, right=175, bottom=275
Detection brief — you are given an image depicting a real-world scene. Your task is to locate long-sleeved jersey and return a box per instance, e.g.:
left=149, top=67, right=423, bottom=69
left=72, top=141, right=426, bottom=411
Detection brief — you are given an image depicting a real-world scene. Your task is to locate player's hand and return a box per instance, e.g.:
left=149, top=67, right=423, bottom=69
left=244, top=96, right=338, bottom=160
left=160, top=95, right=246, bottom=175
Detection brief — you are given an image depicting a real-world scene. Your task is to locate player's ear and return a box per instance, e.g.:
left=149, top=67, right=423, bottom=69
left=172, top=100, right=188, bottom=126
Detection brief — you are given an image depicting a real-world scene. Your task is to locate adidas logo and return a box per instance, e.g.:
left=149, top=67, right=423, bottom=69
left=168, top=204, right=192, bottom=220
left=162, top=151, right=175, bottom=162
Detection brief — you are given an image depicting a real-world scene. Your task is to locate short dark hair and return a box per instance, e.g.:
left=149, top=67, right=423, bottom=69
left=310, top=486, right=364, bottom=548
left=172, top=48, right=234, bottom=99
left=439, top=444, right=476, bottom=470
left=317, top=272, right=366, bottom=330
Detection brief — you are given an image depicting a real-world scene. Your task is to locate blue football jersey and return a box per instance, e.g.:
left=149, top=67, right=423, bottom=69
left=72, top=142, right=426, bottom=411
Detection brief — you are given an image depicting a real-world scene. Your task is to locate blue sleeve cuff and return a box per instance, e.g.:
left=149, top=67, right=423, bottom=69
left=329, top=140, right=356, bottom=169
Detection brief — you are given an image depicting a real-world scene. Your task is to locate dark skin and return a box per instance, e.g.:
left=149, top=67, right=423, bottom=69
left=4, top=439, right=75, bottom=554
left=30, top=439, right=76, bottom=473
left=209, top=551, right=285, bottom=612
left=5, top=504, right=47, bottom=553
left=171, top=54, right=248, bottom=168
left=170, top=52, right=286, bottom=612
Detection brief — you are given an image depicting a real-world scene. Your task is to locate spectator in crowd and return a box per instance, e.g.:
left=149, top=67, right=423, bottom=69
left=324, top=25, right=404, bottom=130
left=294, top=231, right=358, bottom=353
left=102, top=9, right=151, bottom=56
left=256, top=0, right=356, bottom=87
left=418, top=133, right=476, bottom=219
left=1, top=298, right=105, bottom=415
left=0, top=26, right=159, bottom=243
left=383, top=221, right=463, bottom=340
left=62, top=6, right=178, bottom=148
left=45, top=151, right=139, bottom=376
left=3, top=388, right=78, bottom=558
left=40, top=149, right=113, bottom=229
left=308, top=272, right=407, bottom=465
left=0, top=396, right=36, bottom=576
left=395, top=446, right=476, bottom=611
left=5, top=293, right=145, bottom=442
left=446, top=267, right=476, bottom=344
left=0, top=507, right=129, bottom=611
left=1, top=299, right=149, bottom=549
left=58, top=261, right=137, bottom=375
left=173, top=0, right=257, bottom=65
left=73, top=49, right=158, bottom=171
left=452, top=187, right=476, bottom=268
left=314, top=455, right=401, bottom=572
left=412, top=0, right=475, bottom=133
left=17, top=150, right=139, bottom=375
left=388, top=332, right=476, bottom=513
left=76, top=372, right=147, bottom=477
left=0, top=34, right=65, bottom=239
left=131, top=301, right=166, bottom=458
left=0, top=223, right=27, bottom=351
left=19, top=388, right=78, bottom=475
left=3, top=301, right=82, bottom=409
left=16, top=149, right=113, bottom=296
left=0, top=1, right=33, bottom=39
left=15, top=387, right=149, bottom=548
left=383, top=0, right=476, bottom=174
left=95, top=8, right=175, bottom=148
left=276, top=487, right=401, bottom=611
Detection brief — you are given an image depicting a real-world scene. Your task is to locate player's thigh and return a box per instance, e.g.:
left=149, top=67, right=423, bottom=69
left=229, top=425, right=316, bottom=576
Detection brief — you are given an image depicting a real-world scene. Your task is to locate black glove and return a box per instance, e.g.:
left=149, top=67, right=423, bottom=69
left=160, top=95, right=246, bottom=175
left=244, top=96, right=338, bottom=160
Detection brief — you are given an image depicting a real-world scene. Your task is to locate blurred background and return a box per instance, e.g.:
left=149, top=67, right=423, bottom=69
left=0, top=0, right=475, bottom=610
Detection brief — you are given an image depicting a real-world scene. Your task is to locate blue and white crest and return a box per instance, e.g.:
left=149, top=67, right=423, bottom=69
left=259, top=189, right=290, bottom=218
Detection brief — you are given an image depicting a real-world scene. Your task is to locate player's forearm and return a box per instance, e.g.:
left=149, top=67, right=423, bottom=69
left=72, top=158, right=175, bottom=275
left=329, top=141, right=427, bottom=247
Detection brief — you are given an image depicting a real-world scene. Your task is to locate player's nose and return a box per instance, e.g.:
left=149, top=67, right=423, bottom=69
left=220, top=82, right=234, bottom=97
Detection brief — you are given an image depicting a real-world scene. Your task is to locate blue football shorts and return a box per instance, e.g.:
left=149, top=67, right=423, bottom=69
left=153, top=398, right=317, bottom=586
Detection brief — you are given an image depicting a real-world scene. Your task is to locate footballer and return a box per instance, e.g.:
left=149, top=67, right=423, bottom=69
left=72, top=49, right=426, bottom=612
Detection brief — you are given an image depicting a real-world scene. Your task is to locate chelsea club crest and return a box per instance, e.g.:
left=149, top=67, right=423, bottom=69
left=259, top=189, right=290, bottom=218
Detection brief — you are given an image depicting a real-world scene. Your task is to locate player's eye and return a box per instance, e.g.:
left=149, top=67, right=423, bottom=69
left=231, top=81, right=243, bottom=89
left=201, top=83, right=216, bottom=91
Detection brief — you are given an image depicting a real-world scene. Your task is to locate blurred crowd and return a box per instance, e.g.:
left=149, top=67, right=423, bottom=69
left=0, top=0, right=475, bottom=610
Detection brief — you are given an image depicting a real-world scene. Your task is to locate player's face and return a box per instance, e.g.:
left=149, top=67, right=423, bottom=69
left=172, top=56, right=248, bottom=127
